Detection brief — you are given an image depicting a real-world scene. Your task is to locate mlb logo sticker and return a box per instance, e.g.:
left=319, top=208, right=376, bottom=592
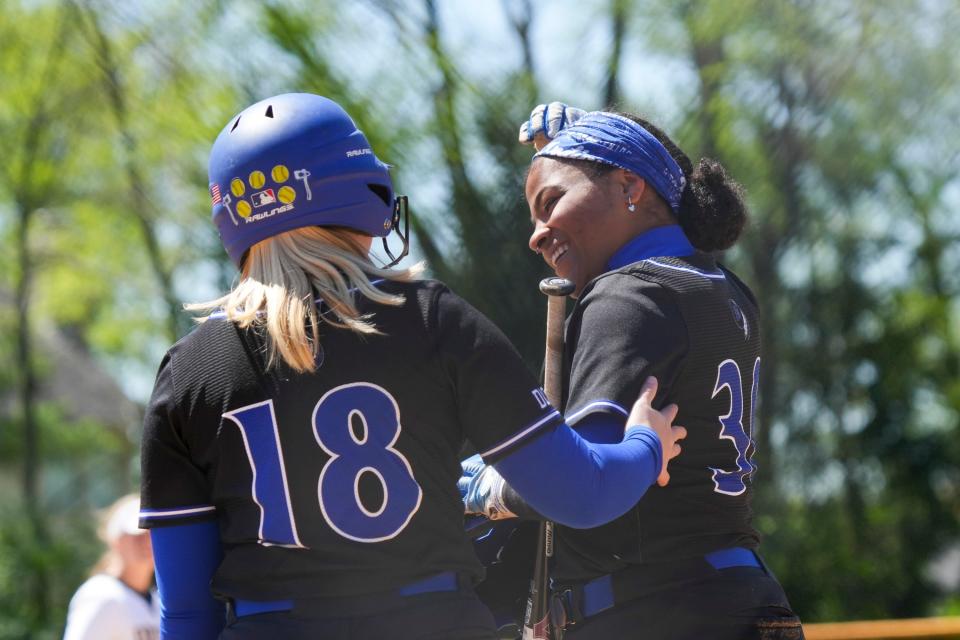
left=251, top=189, right=276, bottom=208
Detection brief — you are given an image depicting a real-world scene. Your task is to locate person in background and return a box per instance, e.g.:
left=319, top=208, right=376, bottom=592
left=64, top=494, right=160, bottom=640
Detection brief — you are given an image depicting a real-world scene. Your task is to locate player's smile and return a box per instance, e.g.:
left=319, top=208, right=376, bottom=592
left=549, top=242, right=569, bottom=268
left=525, top=157, right=638, bottom=297
left=539, top=235, right=573, bottom=282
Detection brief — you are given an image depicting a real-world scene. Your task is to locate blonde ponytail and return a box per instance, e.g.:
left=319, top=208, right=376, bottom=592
left=186, top=226, right=424, bottom=373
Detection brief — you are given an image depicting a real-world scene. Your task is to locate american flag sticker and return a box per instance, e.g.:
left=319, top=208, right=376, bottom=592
left=210, top=183, right=222, bottom=205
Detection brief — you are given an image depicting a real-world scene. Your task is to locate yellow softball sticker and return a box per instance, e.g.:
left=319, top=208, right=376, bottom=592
left=249, top=170, right=265, bottom=189
left=236, top=200, right=252, bottom=218
left=230, top=178, right=245, bottom=197
left=277, top=186, right=297, bottom=204
left=272, top=165, right=290, bottom=183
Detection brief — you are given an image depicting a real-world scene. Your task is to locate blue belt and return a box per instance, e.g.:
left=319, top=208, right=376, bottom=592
left=555, top=547, right=764, bottom=624
left=704, top=546, right=761, bottom=571
left=232, top=571, right=461, bottom=618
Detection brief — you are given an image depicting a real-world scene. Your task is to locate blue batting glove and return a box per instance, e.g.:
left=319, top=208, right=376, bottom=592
left=518, top=102, right=587, bottom=148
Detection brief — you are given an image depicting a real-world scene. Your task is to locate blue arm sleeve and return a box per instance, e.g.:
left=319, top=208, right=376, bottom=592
left=492, top=422, right=662, bottom=529
left=571, top=411, right=624, bottom=444
left=151, top=521, right=226, bottom=640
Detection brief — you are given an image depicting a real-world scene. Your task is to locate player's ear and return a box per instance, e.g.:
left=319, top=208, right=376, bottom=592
left=618, top=170, right=647, bottom=206
left=622, top=169, right=647, bottom=202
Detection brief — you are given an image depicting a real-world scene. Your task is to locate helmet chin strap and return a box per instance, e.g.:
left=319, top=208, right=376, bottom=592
left=381, top=195, right=410, bottom=268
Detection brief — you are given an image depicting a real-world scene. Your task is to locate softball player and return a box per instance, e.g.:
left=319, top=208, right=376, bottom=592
left=137, top=93, right=686, bottom=640
left=462, top=104, right=803, bottom=638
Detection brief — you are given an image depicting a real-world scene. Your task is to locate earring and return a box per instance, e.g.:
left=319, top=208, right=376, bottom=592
left=627, top=196, right=636, bottom=212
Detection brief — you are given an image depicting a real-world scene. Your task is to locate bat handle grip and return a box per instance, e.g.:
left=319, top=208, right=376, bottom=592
left=543, top=295, right=566, bottom=407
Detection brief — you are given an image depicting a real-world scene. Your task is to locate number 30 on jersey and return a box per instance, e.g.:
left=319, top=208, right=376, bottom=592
left=223, top=383, right=423, bottom=546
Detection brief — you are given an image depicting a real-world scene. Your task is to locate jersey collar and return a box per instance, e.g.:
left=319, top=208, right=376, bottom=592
left=606, top=224, right=695, bottom=271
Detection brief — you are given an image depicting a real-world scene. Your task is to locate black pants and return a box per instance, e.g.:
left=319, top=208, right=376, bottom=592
left=562, top=566, right=803, bottom=640
left=219, top=590, right=498, bottom=640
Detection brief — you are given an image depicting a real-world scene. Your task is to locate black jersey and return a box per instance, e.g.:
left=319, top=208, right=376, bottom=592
left=139, top=279, right=563, bottom=601
left=555, top=253, right=761, bottom=581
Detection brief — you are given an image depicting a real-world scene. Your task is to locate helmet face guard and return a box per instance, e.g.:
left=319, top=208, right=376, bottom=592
left=208, top=93, right=410, bottom=267
left=381, top=196, right=410, bottom=268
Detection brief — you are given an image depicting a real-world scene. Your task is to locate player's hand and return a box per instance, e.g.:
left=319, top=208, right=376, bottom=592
left=458, top=454, right=485, bottom=509
left=458, top=454, right=486, bottom=493
left=518, top=102, right=587, bottom=151
left=459, top=459, right=517, bottom=521
left=626, top=376, right=686, bottom=487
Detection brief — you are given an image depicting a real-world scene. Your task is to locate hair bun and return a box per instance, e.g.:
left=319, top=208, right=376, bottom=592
left=678, top=158, right=747, bottom=253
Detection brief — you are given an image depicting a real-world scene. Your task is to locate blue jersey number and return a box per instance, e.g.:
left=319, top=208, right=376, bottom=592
left=224, top=383, right=422, bottom=546
left=223, top=400, right=303, bottom=547
left=313, top=383, right=422, bottom=542
left=709, top=358, right=760, bottom=495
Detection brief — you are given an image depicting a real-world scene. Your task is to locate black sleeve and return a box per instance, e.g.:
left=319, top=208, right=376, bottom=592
left=431, top=286, right=564, bottom=463
left=139, top=352, right=217, bottom=529
left=565, top=274, right=688, bottom=426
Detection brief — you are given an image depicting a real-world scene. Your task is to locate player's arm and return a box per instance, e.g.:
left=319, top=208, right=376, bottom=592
left=151, top=522, right=225, bottom=639
left=564, top=276, right=688, bottom=427
left=463, top=378, right=684, bottom=528
left=485, top=377, right=683, bottom=528
left=460, top=411, right=625, bottom=521
left=140, top=354, right=225, bottom=638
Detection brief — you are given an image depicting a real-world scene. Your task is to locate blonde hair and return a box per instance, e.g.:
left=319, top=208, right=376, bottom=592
left=187, top=226, right=424, bottom=373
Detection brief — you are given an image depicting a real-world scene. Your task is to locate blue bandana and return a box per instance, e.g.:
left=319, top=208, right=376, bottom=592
left=535, top=112, right=687, bottom=213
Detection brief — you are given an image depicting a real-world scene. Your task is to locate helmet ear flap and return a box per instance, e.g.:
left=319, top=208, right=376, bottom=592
left=382, top=196, right=410, bottom=268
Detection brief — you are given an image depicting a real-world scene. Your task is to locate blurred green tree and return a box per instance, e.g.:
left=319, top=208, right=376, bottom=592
left=0, top=0, right=232, bottom=635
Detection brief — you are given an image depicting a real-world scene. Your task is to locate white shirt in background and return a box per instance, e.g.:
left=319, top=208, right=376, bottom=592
left=63, top=574, right=160, bottom=640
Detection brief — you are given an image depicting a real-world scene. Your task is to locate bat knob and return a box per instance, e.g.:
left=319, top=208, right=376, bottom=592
left=539, top=277, right=575, bottom=297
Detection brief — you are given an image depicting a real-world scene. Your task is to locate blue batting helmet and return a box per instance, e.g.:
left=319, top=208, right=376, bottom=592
left=208, top=93, right=395, bottom=266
